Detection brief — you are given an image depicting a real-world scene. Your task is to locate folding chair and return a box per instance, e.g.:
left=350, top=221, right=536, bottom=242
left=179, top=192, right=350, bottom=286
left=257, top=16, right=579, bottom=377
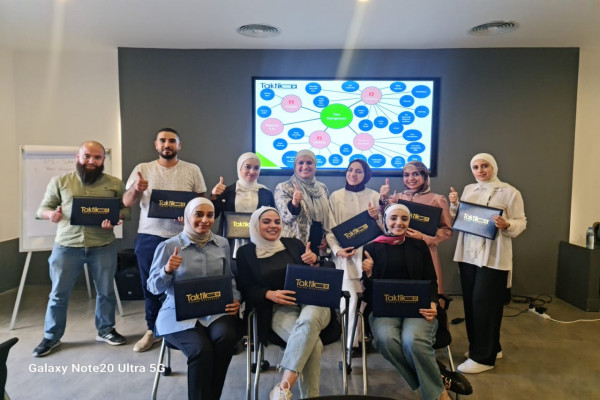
left=245, top=291, right=351, bottom=400
left=350, top=294, right=471, bottom=399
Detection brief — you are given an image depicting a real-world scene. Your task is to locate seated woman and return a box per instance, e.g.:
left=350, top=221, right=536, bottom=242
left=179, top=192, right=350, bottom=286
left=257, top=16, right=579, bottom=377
left=210, top=152, right=275, bottom=257
left=362, top=204, right=451, bottom=400
left=147, top=197, right=241, bottom=400
left=236, top=206, right=332, bottom=400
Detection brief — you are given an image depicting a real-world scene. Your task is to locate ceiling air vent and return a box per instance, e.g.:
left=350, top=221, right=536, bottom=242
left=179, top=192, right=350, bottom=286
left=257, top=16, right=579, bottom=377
left=469, top=21, right=519, bottom=36
left=237, top=24, right=281, bottom=38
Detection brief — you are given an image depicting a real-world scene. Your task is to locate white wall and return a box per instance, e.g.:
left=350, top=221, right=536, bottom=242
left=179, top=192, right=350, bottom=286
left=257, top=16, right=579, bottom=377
left=570, top=47, right=600, bottom=244
left=5, top=48, right=122, bottom=241
left=0, top=46, right=18, bottom=242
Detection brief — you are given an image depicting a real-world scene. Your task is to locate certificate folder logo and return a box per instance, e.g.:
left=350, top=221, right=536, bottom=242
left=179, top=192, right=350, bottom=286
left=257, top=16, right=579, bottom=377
left=383, top=293, right=419, bottom=304
left=158, top=200, right=186, bottom=208
left=343, top=223, right=369, bottom=240
left=295, top=279, right=330, bottom=291
left=185, top=291, right=222, bottom=303
left=410, top=213, right=430, bottom=223
left=463, top=213, right=489, bottom=225
left=80, top=207, right=110, bottom=215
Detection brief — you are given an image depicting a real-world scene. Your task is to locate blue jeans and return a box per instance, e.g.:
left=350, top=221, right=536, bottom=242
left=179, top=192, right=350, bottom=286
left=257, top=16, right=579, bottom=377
left=44, top=242, right=117, bottom=340
left=271, top=304, right=330, bottom=399
left=134, top=233, right=167, bottom=331
left=370, top=315, right=442, bottom=400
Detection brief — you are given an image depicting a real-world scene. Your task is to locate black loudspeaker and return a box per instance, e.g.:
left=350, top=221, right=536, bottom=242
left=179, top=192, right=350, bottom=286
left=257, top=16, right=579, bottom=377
left=115, top=249, right=144, bottom=300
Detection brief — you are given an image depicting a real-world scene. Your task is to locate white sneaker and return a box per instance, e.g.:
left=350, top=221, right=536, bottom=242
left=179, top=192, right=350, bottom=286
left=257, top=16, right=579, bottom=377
left=463, top=350, right=503, bottom=359
left=269, top=382, right=292, bottom=400
left=457, top=358, right=494, bottom=374
left=133, top=330, right=160, bottom=352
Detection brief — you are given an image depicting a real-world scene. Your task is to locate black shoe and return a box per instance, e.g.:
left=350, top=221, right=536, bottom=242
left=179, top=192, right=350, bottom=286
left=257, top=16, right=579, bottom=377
left=438, top=360, right=473, bottom=395
left=96, top=329, right=127, bottom=346
left=32, top=338, right=61, bottom=357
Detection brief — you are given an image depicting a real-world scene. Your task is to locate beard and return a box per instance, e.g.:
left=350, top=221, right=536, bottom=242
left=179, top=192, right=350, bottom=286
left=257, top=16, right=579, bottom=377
left=76, top=162, right=104, bottom=185
left=159, top=149, right=178, bottom=160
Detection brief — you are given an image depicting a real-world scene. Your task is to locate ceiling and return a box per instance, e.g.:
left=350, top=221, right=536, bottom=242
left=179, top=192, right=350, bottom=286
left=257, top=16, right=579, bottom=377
left=1, top=0, right=599, bottom=51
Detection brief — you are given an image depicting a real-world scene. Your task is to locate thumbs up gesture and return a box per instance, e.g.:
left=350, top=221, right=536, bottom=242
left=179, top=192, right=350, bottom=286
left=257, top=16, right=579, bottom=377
left=50, top=205, right=63, bottom=223
left=448, top=187, right=459, bottom=205
left=211, top=176, right=227, bottom=197
left=367, top=201, right=379, bottom=220
left=362, top=250, right=374, bottom=278
left=134, top=171, right=149, bottom=193
left=165, top=247, right=182, bottom=274
left=291, top=183, right=303, bottom=208
left=379, top=178, right=391, bottom=198
left=301, top=242, right=318, bottom=265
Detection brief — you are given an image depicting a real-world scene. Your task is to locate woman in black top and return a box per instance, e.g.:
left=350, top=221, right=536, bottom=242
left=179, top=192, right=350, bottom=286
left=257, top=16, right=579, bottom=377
left=210, top=152, right=275, bottom=256
left=236, top=206, right=332, bottom=399
left=362, top=203, right=450, bottom=400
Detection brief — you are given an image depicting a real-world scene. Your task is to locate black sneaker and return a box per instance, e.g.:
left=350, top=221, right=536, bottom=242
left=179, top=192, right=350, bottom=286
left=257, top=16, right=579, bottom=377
left=32, top=338, right=61, bottom=357
left=96, top=329, right=127, bottom=346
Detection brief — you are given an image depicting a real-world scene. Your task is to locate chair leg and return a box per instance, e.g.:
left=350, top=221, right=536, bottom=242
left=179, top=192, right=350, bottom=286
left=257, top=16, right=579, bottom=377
left=444, top=346, right=460, bottom=400
left=357, top=312, right=368, bottom=395
left=151, top=339, right=167, bottom=400
left=253, top=343, right=263, bottom=400
left=340, top=309, right=348, bottom=394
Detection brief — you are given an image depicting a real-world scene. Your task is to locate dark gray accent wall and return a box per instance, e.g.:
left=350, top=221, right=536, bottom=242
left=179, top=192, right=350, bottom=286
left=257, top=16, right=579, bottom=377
left=118, top=48, right=578, bottom=295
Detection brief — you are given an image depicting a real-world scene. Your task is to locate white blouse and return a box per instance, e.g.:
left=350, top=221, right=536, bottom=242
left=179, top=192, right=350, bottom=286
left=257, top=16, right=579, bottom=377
left=451, top=183, right=527, bottom=272
left=326, top=188, right=381, bottom=280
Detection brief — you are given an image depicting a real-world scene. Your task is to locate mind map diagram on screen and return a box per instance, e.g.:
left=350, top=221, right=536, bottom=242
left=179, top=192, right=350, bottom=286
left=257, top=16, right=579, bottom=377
left=254, top=78, right=436, bottom=172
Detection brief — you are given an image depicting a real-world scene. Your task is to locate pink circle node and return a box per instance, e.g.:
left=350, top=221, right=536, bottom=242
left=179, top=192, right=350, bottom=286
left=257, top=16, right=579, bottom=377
left=281, top=95, right=302, bottom=112
left=353, top=133, right=374, bottom=150
left=361, top=86, right=382, bottom=105
left=261, top=118, right=284, bottom=136
left=309, top=131, right=331, bottom=149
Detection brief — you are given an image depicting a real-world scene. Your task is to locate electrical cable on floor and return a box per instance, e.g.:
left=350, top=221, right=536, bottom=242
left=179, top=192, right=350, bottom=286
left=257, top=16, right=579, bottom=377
left=510, top=293, right=600, bottom=323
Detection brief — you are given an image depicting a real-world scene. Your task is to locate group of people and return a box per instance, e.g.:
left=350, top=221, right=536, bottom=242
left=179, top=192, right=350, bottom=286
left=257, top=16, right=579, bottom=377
left=32, top=127, right=527, bottom=400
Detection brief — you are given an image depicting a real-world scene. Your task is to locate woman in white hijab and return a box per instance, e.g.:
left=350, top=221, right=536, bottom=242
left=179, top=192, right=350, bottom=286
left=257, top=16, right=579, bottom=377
left=448, top=153, right=527, bottom=374
left=147, top=197, right=241, bottom=400
left=210, top=152, right=275, bottom=256
left=274, top=149, right=330, bottom=255
left=236, top=206, right=334, bottom=399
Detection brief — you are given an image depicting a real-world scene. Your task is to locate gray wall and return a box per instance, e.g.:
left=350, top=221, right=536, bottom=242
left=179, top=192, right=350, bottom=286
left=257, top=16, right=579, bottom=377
left=118, top=48, right=578, bottom=295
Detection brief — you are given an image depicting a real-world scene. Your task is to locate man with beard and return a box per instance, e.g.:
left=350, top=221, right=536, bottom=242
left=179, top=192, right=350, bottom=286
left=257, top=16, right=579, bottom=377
left=33, top=141, right=130, bottom=357
left=124, top=128, right=206, bottom=352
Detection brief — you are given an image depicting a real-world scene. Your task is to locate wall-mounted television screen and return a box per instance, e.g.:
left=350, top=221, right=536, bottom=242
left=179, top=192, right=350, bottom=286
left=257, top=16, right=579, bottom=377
left=253, top=77, right=440, bottom=176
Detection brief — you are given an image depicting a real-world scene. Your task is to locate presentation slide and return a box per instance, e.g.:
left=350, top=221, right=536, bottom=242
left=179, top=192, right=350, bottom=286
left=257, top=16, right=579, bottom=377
left=253, top=78, right=439, bottom=175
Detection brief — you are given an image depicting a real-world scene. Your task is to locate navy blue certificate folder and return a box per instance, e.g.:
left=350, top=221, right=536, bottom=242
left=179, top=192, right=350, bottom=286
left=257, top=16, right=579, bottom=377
left=331, top=210, right=382, bottom=249
left=223, top=212, right=252, bottom=239
left=284, top=264, right=344, bottom=309
left=371, top=280, right=431, bottom=318
left=173, top=275, right=234, bottom=321
left=148, top=189, right=197, bottom=219
left=396, top=199, right=442, bottom=237
left=70, top=197, right=120, bottom=226
left=452, top=201, right=503, bottom=240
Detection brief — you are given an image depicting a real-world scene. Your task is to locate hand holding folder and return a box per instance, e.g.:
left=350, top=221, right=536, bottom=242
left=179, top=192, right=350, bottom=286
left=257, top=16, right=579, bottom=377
left=266, top=289, right=297, bottom=305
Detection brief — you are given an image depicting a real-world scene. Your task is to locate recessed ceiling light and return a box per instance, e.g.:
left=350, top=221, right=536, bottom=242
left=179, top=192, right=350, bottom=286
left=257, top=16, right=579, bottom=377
left=237, top=24, right=281, bottom=38
left=469, top=21, right=519, bottom=36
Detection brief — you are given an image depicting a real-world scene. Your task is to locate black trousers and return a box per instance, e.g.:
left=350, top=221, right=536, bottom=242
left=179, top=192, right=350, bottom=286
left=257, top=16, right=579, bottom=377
left=458, top=262, right=508, bottom=366
left=164, top=316, right=238, bottom=400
